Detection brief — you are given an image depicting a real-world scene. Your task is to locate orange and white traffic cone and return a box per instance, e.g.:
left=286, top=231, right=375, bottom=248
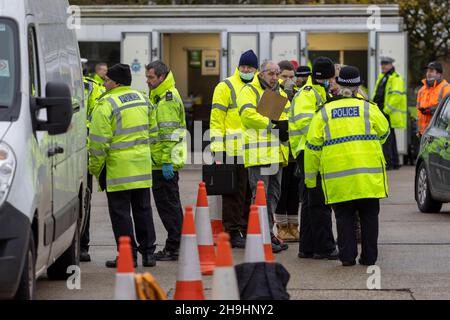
left=114, top=236, right=137, bottom=300
left=255, top=181, right=275, bottom=262
left=174, top=205, right=205, bottom=300
left=211, top=232, right=240, bottom=300
left=195, top=182, right=216, bottom=276
left=209, top=196, right=224, bottom=244
left=244, top=205, right=265, bottom=263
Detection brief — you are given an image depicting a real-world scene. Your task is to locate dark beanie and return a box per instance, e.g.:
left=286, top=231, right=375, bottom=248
left=336, top=66, right=362, bottom=86
left=296, top=65, right=312, bottom=77
left=238, top=50, right=258, bottom=69
left=107, top=63, right=132, bottom=86
left=312, top=57, right=335, bottom=80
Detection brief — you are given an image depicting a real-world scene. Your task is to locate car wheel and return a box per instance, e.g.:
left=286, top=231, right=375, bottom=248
left=416, top=162, right=443, bottom=213
left=47, top=222, right=80, bottom=280
left=14, top=233, right=36, bottom=300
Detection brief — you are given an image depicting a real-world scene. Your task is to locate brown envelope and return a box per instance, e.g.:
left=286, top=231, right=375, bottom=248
left=256, top=90, right=288, bottom=121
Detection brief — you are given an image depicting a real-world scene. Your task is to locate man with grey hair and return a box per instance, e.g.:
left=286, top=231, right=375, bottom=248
left=237, top=60, right=291, bottom=253
left=145, top=60, right=187, bottom=261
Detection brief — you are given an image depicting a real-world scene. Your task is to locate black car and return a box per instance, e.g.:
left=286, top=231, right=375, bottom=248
left=415, top=93, right=450, bottom=213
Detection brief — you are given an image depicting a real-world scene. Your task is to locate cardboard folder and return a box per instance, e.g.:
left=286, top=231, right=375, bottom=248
left=256, top=90, right=288, bottom=121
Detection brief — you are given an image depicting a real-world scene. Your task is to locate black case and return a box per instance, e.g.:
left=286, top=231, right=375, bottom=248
left=202, top=164, right=238, bottom=195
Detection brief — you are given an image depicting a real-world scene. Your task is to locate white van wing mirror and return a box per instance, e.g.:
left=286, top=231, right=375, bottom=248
left=31, top=82, right=73, bottom=135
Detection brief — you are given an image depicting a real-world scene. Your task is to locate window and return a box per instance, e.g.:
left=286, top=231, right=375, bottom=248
left=0, top=19, right=17, bottom=108
left=436, top=96, right=450, bottom=131
left=28, top=26, right=40, bottom=97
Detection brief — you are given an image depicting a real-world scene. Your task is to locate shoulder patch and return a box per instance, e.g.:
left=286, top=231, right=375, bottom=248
left=166, top=91, right=173, bottom=101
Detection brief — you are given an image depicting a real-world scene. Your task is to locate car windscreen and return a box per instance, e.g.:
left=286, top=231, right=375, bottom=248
left=0, top=19, right=18, bottom=110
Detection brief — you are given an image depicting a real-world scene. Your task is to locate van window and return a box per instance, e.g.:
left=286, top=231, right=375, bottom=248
left=28, top=26, right=40, bottom=97
left=0, top=19, right=17, bottom=108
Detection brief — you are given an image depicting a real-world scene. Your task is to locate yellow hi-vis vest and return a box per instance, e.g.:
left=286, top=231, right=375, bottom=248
left=373, top=71, right=407, bottom=129
left=210, top=68, right=247, bottom=157
left=88, top=86, right=153, bottom=192
left=304, top=97, right=390, bottom=205
left=289, top=76, right=329, bottom=159
left=237, top=75, right=290, bottom=168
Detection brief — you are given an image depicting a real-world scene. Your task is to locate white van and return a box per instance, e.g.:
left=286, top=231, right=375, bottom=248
left=0, top=0, right=87, bottom=299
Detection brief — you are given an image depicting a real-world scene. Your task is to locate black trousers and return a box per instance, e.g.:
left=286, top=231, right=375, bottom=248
left=382, top=128, right=399, bottom=169
left=297, top=152, right=336, bottom=255
left=222, top=163, right=251, bottom=234
left=275, top=161, right=301, bottom=218
left=152, top=170, right=183, bottom=252
left=332, top=198, right=380, bottom=264
left=106, top=188, right=156, bottom=257
left=80, top=173, right=93, bottom=252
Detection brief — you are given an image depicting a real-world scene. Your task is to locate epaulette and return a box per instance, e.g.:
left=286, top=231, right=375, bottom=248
left=166, top=91, right=173, bottom=101
left=303, top=86, right=312, bottom=91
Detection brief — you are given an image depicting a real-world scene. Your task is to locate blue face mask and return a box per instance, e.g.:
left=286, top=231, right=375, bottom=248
left=240, top=71, right=255, bottom=81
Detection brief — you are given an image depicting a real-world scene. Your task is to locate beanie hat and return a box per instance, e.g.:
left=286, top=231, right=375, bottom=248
left=336, top=65, right=362, bottom=86
left=296, top=65, right=312, bottom=77
left=107, top=63, right=132, bottom=86
left=312, top=57, right=335, bottom=80
left=238, top=50, right=258, bottom=69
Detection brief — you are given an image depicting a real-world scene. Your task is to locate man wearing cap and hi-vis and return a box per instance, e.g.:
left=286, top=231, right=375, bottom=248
left=372, top=56, right=407, bottom=170
left=289, top=56, right=338, bottom=261
left=305, top=66, right=390, bottom=267
left=210, top=50, right=257, bottom=249
left=295, top=65, right=312, bottom=89
left=237, top=60, right=290, bottom=253
left=416, top=61, right=450, bottom=136
left=89, top=63, right=157, bottom=269
left=146, top=60, right=187, bottom=262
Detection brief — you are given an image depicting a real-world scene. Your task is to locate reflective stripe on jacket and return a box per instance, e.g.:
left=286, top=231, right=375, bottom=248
left=373, top=71, right=407, bottom=129
left=148, top=71, right=187, bottom=171
left=88, top=86, right=153, bottom=192
left=416, top=79, right=450, bottom=134
left=288, top=76, right=329, bottom=159
left=237, top=75, right=290, bottom=168
left=304, top=97, right=390, bottom=204
left=210, top=68, right=246, bottom=156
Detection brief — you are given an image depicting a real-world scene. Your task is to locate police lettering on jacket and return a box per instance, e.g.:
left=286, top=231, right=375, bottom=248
left=331, top=106, right=360, bottom=119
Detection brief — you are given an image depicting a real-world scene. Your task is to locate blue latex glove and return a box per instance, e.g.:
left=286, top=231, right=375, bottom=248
left=162, top=163, right=175, bottom=180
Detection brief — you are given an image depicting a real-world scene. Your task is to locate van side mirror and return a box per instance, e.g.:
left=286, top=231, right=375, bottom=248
left=31, top=82, right=73, bottom=135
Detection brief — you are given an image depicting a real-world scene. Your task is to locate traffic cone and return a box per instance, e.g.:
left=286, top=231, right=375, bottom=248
left=114, top=236, right=137, bottom=300
left=174, top=205, right=205, bottom=300
left=244, top=205, right=265, bottom=263
left=211, top=232, right=240, bottom=300
left=195, top=182, right=216, bottom=276
left=255, top=181, right=275, bottom=262
left=209, top=196, right=224, bottom=243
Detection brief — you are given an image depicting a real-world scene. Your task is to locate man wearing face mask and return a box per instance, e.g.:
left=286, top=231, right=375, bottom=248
left=295, top=66, right=312, bottom=89
left=416, top=61, right=450, bottom=136
left=372, top=56, right=407, bottom=170
left=237, top=60, right=291, bottom=253
left=289, top=56, right=338, bottom=260
left=209, top=50, right=257, bottom=248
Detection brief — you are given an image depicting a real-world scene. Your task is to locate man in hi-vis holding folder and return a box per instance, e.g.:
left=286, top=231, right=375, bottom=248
left=237, top=60, right=291, bottom=253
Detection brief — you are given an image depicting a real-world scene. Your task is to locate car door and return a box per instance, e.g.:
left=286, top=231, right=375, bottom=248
left=433, top=96, right=450, bottom=197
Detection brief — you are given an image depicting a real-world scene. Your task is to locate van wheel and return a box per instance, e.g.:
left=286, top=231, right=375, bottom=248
left=15, top=234, right=36, bottom=300
left=415, top=162, right=443, bottom=213
left=47, top=222, right=80, bottom=280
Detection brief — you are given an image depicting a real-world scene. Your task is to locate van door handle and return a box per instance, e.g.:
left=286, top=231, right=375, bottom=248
left=48, top=146, right=64, bottom=157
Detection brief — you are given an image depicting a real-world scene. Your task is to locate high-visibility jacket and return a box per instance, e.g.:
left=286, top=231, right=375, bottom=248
left=373, top=71, right=407, bottom=128
left=237, top=75, right=290, bottom=168
left=148, top=71, right=187, bottom=171
left=88, top=86, right=153, bottom=192
left=210, top=68, right=247, bottom=157
left=92, top=73, right=105, bottom=87
left=83, top=76, right=105, bottom=122
left=304, top=96, right=390, bottom=205
left=416, top=79, right=450, bottom=134
left=289, top=76, right=330, bottom=159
